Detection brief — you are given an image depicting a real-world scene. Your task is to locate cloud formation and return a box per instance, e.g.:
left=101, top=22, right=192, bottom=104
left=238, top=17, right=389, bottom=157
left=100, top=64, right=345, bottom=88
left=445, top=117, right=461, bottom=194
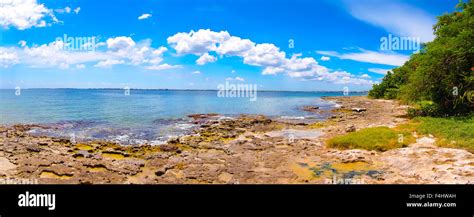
left=344, top=0, right=435, bottom=42
left=168, top=29, right=374, bottom=85
left=317, top=49, right=409, bottom=66
left=0, top=36, right=178, bottom=70
left=196, top=53, right=217, bottom=65
left=320, top=56, right=330, bottom=61
left=2, top=27, right=376, bottom=85
left=145, top=63, right=181, bottom=71
left=368, top=68, right=393, bottom=75
left=0, top=0, right=79, bottom=30
left=138, top=13, right=152, bottom=20
left=0, top=47, right=20, bottom=68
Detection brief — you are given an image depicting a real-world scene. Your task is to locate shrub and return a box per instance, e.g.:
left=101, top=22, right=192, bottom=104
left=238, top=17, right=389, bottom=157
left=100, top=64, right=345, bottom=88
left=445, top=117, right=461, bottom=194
left=407, top=101, right=442, bottom=117
left=368, top=1, right=474, bottom=116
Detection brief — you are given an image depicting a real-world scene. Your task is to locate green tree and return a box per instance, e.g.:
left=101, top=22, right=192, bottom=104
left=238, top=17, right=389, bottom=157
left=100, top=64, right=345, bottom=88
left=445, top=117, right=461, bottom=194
left=369, top=0, right=474, bottom=116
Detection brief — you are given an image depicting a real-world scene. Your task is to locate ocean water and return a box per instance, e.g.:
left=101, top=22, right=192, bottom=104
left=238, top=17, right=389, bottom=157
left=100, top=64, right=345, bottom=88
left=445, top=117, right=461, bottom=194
left=0, top=89, right=365, bottom=144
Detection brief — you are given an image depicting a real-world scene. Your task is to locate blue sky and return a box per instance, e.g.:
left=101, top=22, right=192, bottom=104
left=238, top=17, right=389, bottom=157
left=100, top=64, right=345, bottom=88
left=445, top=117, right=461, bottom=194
left=0, top=0, right=458, bottom=91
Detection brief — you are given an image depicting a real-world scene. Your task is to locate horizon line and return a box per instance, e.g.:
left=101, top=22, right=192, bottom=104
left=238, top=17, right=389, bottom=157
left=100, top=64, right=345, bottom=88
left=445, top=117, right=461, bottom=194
left=0, top=87, right=369, bottom=93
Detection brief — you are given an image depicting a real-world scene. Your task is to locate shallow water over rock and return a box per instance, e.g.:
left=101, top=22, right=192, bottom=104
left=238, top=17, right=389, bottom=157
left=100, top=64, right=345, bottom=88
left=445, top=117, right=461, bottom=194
left=27, top=118, right=199, bottom=145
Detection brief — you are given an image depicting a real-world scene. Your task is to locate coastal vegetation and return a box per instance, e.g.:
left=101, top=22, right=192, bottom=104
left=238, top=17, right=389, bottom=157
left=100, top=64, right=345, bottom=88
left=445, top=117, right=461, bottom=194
left=327, top=126, right=415, bottom=151
left=413, top=115, right=474, bottom=152
left=368, top=0, right=473, bottom=116
left=329, top=1, right=473, bottom=154
left=327, top=115, right=474, bottom=153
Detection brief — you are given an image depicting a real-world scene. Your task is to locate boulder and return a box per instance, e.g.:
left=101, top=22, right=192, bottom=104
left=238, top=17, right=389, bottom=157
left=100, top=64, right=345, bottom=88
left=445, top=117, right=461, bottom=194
left=302, top=106, right=320, bottom=112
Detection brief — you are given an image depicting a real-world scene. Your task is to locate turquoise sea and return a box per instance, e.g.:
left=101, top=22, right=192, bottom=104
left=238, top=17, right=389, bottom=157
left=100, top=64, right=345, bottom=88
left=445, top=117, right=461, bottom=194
left=0, top=89, right=365, bottom=144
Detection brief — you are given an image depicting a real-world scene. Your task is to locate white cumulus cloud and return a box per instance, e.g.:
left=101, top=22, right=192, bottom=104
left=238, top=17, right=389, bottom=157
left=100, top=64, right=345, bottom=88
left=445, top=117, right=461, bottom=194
left=138, top=13, right=152, bottom=20
left=0, top=36, right=172, bottom=70
left=360, top=74, right=371, bottom=79
left=0, top=0, right=80, bottom=30
left=196, top=53, right=217, bottom=65
left=0, top=48, right=20, bottom=68
left=94, top=59, right=124, bottom=68
left=145, top=63, right=181, bottom=71
left=317, top=49, right=409, bottom=66
left=167, top=29, right=230, bottom=55
left=167, top=29, right=374, bottom=85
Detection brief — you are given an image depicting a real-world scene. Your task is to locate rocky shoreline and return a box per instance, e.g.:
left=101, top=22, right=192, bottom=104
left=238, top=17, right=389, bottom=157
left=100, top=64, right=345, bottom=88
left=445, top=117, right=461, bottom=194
left=0, top=96, right=473, bottom=184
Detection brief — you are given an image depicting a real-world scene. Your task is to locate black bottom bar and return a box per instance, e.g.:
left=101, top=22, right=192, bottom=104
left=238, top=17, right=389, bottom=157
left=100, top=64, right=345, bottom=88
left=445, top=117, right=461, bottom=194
left=0, top=185, right=472, bottom=217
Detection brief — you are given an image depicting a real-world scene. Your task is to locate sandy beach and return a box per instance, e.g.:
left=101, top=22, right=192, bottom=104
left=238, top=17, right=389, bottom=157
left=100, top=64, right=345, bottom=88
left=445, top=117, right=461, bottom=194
left=1, top=96, right=473, bottom=184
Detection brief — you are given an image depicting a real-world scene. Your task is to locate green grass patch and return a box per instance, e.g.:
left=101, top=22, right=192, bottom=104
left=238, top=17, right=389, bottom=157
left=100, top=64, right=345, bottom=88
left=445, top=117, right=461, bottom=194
left=307, top=121, right=327, bottom=129
left=327, top=114, right=474, bottom=153
left=413, top=115, right=474, bottom=153
left=327, top=126, right=415, bottom=151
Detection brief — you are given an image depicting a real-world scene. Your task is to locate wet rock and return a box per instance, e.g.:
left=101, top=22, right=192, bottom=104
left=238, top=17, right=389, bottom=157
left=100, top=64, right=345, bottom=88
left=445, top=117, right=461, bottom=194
left=366, top=170, right=384, bottom=179
left=152, top=118, right=184, bottom=125
left=188, top=113, right=220, bottom=124
left=187, top=113, right=220, bottom=120
left=167, top=137, right=180, bottom=144
left=302, top=106, right=320, bottom=112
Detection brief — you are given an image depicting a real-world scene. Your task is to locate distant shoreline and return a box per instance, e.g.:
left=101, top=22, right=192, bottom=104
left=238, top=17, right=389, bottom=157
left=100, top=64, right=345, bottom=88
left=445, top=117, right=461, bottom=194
left=0, top=88, right=369, bottom=94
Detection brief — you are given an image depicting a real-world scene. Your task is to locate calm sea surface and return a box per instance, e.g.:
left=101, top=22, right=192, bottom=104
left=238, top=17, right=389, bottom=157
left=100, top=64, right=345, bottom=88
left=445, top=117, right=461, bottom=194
left=0, top=89, right=365, bottom=144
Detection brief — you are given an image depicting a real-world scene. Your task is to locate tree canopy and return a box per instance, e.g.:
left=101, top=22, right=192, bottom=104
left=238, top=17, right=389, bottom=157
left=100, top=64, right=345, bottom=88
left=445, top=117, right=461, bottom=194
left=368, top=0, right=474, bottom=116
